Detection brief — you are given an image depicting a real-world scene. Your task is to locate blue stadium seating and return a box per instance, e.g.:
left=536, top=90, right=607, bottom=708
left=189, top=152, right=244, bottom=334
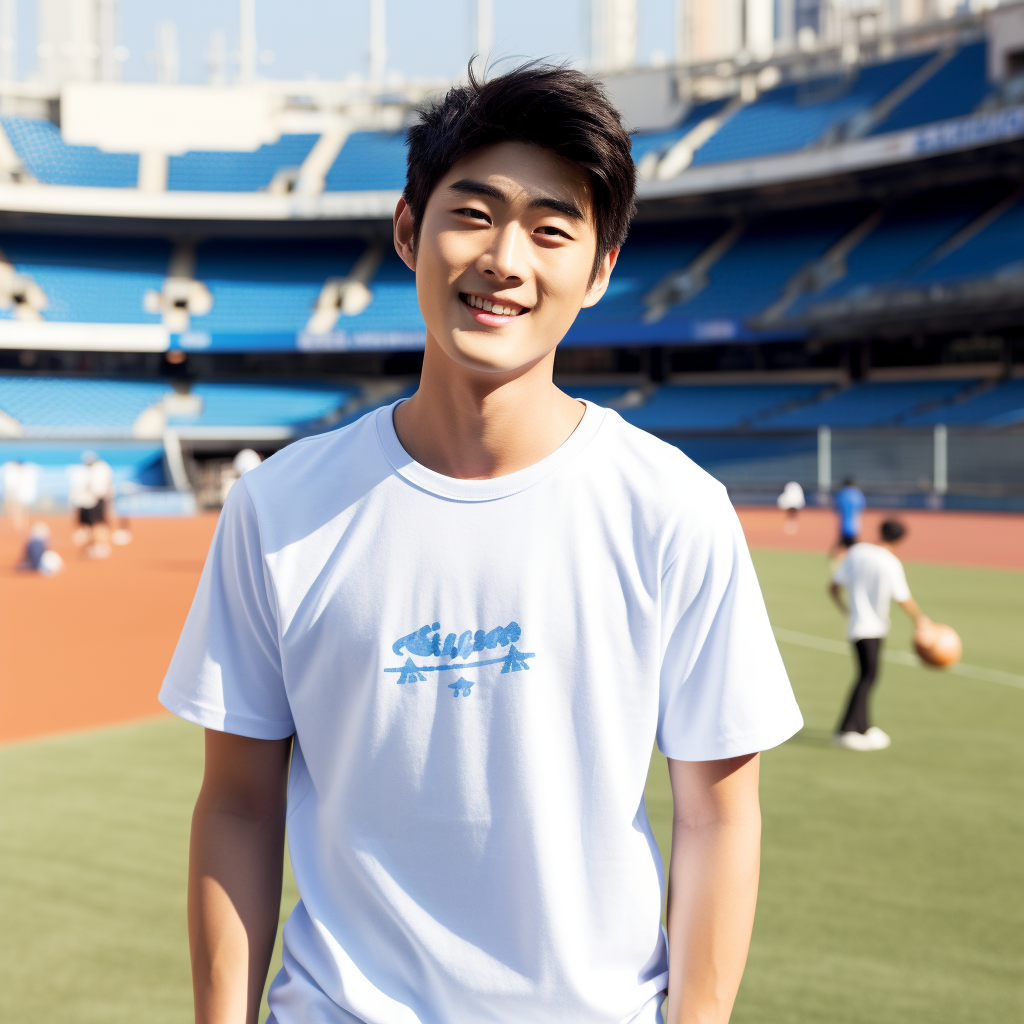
left=1, top=116, right=139, bottom=188
left=191, top=239, right=364, bottom=335
left=0, top=376, right=171, bottom=437
left=561, top=385, right=634, bottom=406
left=322, top=250, right=423, bottom=336
left=871, top=41, right=991, bottom=135
left=620, top=383, right=825, bottom=431
left=167, top=382, right=358, bottom=428
left=0, top=234, right=168, bottom=323
left=571, top=219, right=730, bottom=336
left=167, top=135, right=319, bottom=192
left=903, top=378, right=1024, bottom=426
left=790, top=183, right=1012, bottom=311
left=664, top=207, right=867, bottom=326
left=915, top=196, right=1024, bottom=283
left=691, top=52, right=932, bottom=165
left=757, top=379, right=975, bottom=428
left=324, top=131, right=408, bottom=191
left=631, top=99, right=730, bottom=162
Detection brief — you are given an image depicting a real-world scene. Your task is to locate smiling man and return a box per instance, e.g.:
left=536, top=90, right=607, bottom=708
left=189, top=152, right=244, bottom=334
left=161, top=66, right=802, bottom=1024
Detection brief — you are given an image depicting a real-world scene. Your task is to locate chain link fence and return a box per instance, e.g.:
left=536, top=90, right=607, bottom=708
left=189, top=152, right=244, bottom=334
left=665, top=426, right=1024, bottom=508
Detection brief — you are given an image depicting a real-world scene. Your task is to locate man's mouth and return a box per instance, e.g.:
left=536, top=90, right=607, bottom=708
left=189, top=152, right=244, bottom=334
left=459, top=292, right=530, bottom=319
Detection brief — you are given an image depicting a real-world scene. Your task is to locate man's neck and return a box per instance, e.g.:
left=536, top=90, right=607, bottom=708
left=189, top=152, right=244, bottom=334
left=392, top=337, right=585, bottom=480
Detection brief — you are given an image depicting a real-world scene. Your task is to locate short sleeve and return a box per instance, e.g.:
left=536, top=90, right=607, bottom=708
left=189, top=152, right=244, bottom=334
left=657, top=496, right=803, bottom=761
left=889, top=557, right=911, bottom=603
left=159, top=478, right=294, bottom=739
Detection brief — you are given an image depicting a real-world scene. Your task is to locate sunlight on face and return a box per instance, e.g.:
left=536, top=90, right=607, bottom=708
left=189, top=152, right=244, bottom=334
left=401, top=142, right=615, bottom=375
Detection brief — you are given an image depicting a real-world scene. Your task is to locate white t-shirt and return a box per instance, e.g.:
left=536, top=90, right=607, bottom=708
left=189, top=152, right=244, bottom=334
left=160, top=400, right=803, bottom=1024
left=832, top=542, right=911, bottom=641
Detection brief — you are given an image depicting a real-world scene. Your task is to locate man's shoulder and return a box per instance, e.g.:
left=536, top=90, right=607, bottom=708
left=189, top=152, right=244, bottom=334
left=241, top=406, right=387, bottom=514
left=591, top=407, right=732, bottom=516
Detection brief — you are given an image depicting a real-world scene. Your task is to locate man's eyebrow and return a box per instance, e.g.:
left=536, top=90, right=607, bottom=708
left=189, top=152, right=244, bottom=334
left=447, top=179, right=509, bottom=203
left=447, top=178, right=584, bottom=221
left=527, top=195, right=584, bottom=221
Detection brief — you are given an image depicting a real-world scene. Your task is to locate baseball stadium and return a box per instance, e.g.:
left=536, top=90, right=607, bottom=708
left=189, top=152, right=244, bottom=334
left=1, top=1, right=1022, bottom=1022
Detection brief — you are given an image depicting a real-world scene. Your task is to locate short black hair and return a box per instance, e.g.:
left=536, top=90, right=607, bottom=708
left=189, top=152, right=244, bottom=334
left=880, top=519, right=906, bottom=543
left=404, top=63, right=636, bottom=277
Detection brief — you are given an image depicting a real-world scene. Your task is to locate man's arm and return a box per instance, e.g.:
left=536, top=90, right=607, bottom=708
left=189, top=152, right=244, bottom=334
left=898, top=597, right=924, bottom=624
left=828, top=581, right=847, bottom=615
left=664, top=753, right=761, bottom=1024
left=189, top=729, right=292, bottom=1024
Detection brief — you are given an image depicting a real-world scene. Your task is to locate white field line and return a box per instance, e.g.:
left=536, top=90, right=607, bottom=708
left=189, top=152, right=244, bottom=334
left=772, top=627, right=1024, bottom=691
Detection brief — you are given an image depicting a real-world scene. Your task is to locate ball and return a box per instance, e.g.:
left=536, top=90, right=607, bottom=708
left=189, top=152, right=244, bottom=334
left=914, top=621, right=962, bottom=667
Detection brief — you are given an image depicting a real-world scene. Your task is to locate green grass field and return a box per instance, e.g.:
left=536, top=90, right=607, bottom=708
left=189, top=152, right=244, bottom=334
left=2, top=550, right=1021, bottom=1023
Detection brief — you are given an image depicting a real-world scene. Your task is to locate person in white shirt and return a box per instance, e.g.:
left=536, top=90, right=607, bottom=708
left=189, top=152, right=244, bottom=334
left=69, top=451, right=116, bottom=558
left=161, top=65, right=803, bottom=1024
left=829, top=519, right=926, bottom=751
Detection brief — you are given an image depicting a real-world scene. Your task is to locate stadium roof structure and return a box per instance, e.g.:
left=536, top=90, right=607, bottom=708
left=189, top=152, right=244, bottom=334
left=0, top=7, right=1021, bottom=355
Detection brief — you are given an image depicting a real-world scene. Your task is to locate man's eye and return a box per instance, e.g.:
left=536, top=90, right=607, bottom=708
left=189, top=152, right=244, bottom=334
left=536, top=226, right=570, bottom=238
left=455, top=208, right=490, bottom=222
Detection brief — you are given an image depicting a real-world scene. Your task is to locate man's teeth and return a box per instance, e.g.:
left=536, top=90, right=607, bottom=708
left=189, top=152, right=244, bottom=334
left=467, top=294, right=519, bottom=316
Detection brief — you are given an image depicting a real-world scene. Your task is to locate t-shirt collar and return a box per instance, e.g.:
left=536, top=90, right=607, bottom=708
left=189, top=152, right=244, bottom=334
left=375, top=398, right=606, bottom=502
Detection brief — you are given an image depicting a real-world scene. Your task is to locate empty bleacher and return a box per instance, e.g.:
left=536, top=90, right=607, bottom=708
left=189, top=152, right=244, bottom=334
left=690, top=52, right=933, bottom=165
left=0, top=376, right=170, bottom=437
left=870, top=41, right=991, bottom=135
left=903, top=378, right=1024, bottom=427
left=631, top=99, right=731, bottom=164
left=915, top=195, right=1024, bottom=283
left=168, top=382, right=358, bottom=429
left=0, top=234, right=169, bottom=323
left=167, top=135, right=319, bottom=192
left=324, top=131, right=408, bottom=192
left=0, top=115, right=139, bottom=188
left=191, top=239, right=364, bottom=337
left=619, top=383, right=825, bottom=432
left=756, top=379, right=976, bottom=428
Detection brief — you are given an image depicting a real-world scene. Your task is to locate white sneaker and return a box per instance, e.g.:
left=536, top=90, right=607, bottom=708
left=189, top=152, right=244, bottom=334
left=834, top=731, right=874, bottom=751
left=864, top=727, right=891, bottom=750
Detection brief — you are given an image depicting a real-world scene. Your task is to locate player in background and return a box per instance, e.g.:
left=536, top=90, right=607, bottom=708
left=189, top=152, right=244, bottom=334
left=162, top=65, right=802, bottom=1024
left=829, top=476, right=866, bottom=557
left=830, top=518, right=928, bottom=751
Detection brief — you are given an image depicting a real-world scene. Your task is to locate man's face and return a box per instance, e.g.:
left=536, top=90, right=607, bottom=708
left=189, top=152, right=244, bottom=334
left=394, top=141, right=617, bottom=375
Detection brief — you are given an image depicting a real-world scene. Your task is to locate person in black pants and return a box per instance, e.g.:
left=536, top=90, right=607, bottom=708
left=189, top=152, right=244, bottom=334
left=829, top=519, right=927, bottom=751
left=839, top=638, right=881, bottom=736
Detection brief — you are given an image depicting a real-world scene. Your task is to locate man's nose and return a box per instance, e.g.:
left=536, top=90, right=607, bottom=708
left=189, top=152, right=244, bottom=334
left=479, top=222, right=527, bottom=283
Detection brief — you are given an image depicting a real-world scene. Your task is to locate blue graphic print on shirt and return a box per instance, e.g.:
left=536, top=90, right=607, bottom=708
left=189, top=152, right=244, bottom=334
left=386, top=620, right=535, bottom=695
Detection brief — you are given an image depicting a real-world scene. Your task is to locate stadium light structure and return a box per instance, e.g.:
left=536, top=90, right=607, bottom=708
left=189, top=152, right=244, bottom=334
left=475, top=0, right=494, bottom=74
left=239, top=0, right=257, bottom=85
left=369, top=0, right=387, bottom=88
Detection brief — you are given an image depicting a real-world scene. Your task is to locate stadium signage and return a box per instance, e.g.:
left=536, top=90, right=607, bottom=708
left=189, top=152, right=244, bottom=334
left=297, top=329, right=426, bottom=352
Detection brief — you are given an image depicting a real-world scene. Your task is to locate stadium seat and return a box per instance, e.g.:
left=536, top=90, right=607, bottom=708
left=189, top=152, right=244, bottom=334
left=902, top=378, right=1024, bottom=426
left=1, top=116, right=139, bottom=188
left=757, top=380, right=976, bottom=428
left=0, top=234, right=170, bottom=323
left=324, top=131, right=408, bottom=191
left=691, top=52, right=933, bottom=165
left=871, top=42, right=992, bottom=135
left=166, top=383, right=359, bottom=428
left=619, top=384, right=826, bottom=432
left=167, top=135, right=320, bottom=192
left=915, top=196, right=1024, bottom=283
left=631, top=99, right=731, bottom=164
left=0, top=376, right=172, bottom=437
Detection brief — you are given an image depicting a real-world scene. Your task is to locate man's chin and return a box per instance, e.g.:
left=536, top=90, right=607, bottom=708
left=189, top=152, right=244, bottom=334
left=439, top=331, right=550, bottom=376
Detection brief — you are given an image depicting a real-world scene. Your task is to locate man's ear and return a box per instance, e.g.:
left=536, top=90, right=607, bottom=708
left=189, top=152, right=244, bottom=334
left=580, top=247, right=619, bottom=308
left=394, top=197, right=417, bottom=272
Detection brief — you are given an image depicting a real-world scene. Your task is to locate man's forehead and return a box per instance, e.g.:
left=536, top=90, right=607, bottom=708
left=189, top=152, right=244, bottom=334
left=442, top=142, right=593, bottom=212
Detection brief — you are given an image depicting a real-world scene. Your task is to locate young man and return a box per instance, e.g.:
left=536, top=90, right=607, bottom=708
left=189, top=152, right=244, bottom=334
left=161, top=66, right=802, bottom=1024
left=830, top=518, right=926, bottom=751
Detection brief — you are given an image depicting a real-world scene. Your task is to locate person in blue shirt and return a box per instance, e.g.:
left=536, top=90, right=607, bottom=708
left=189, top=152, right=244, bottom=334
left=831, top=477, right=866, bottom=555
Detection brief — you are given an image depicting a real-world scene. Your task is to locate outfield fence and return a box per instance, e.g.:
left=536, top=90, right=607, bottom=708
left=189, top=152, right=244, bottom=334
left=665, top=425, right=1024, bottom=509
